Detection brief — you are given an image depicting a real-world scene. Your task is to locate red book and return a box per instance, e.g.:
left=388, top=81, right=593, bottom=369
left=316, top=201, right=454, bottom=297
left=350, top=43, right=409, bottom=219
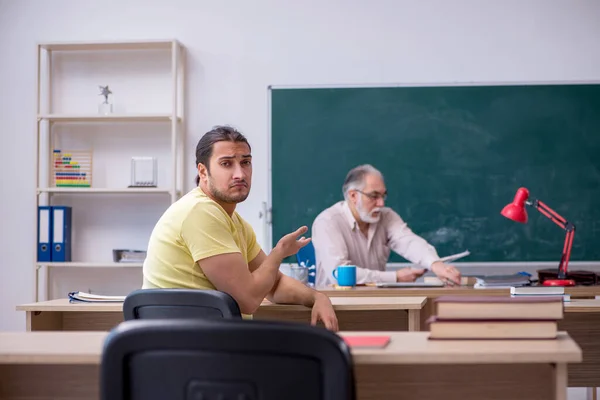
left=343, top=335, right=391, bottom=348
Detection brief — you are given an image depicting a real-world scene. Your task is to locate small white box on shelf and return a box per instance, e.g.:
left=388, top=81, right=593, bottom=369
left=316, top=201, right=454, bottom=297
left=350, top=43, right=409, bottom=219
left=129, top=157, right=157, bottom=187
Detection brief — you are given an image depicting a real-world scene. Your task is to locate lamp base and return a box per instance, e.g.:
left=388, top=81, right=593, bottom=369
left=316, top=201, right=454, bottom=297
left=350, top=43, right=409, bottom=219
left=542, top=279, right=576, bottom=287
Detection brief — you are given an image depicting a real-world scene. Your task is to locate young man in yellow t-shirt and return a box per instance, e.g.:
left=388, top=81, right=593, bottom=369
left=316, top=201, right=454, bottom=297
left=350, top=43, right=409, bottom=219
left=142, top=125, right=338, bottom=330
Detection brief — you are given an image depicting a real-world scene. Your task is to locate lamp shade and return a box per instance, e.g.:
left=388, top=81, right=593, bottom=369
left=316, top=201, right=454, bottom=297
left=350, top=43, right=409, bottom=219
left=501, top=187, right=529, bottom=224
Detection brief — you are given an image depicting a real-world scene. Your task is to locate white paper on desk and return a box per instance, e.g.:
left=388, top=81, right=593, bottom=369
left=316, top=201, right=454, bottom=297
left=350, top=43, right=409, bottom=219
left=70, top=291, right=126, bottom=302
left=440, top=250, right=471, bottom=263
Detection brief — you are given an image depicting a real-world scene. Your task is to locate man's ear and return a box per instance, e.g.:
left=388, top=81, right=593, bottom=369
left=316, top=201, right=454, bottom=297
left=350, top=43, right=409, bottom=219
left=347, top=190, right=357, bottom=204
left=197, top=163, right=209, bottom=181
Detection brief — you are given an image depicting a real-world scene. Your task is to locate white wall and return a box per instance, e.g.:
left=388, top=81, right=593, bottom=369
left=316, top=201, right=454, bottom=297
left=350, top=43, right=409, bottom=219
left=1, top=0, right=600, bottom=333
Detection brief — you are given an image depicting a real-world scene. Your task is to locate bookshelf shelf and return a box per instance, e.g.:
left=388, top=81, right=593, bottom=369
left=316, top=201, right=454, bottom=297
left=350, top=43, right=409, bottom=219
left=38, top=114, right=180, bottom=123
left=37, top=188, right=178, bottom=195
left=40, top=40, right=175, bottom=51
left=37, top=262, right=143, bottom=268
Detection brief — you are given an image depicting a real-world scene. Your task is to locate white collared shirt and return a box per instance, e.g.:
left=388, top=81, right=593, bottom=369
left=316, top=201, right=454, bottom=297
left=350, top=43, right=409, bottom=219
left=311, top=201, right=440, bottom=287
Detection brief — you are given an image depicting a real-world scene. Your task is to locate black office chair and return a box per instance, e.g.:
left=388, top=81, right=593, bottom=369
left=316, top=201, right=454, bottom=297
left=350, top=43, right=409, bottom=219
left=101, top=319, right=356, bottom=400
left=123, top=288, right=242, bottom=321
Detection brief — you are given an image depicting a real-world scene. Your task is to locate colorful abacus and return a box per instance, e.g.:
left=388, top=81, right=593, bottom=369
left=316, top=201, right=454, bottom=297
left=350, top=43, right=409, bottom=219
left=53, top=150, right=93, bottom=187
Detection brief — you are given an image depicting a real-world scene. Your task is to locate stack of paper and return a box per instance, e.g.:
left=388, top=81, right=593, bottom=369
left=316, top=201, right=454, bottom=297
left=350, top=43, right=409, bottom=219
left=68, top=291, right=126, bottom=303
left=474, top=274, right=531, bottom=288
left=439, top=250, right=471, bottom=263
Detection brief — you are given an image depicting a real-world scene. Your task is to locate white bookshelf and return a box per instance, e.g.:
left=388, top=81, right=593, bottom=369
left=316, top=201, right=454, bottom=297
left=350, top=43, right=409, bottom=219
left=35, top=39, right=185, bottom=301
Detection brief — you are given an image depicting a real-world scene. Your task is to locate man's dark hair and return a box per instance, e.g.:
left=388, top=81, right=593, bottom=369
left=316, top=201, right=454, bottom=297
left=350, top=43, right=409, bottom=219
left=195, top=125, right=251, bottom=185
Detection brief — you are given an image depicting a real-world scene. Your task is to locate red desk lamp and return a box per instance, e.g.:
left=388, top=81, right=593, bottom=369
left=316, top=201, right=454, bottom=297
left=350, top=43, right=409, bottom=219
left=501, top=187, right=576, bottom=287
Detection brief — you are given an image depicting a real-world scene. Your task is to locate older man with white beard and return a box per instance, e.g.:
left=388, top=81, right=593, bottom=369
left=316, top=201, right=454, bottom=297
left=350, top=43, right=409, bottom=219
left=311, top=164, right=461, bottom=287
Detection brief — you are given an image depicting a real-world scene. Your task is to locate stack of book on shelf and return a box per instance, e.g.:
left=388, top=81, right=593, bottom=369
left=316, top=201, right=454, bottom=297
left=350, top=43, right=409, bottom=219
left=427, top=295, right=564, bottom=340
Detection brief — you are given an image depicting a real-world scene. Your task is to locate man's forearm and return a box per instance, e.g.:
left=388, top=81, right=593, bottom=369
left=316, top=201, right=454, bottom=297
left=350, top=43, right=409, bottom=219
left=247, top=248, right=286, bottom=304
left=268, top=274, right=319, bottom=307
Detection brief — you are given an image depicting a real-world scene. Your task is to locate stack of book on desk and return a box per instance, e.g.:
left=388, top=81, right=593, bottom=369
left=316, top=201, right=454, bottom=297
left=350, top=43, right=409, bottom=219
left=427, top=296, right=564, bottom=340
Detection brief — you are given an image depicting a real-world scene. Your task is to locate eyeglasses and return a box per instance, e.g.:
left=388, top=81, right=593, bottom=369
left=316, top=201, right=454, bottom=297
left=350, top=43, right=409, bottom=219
left=355, top=190, right=387, bottom=201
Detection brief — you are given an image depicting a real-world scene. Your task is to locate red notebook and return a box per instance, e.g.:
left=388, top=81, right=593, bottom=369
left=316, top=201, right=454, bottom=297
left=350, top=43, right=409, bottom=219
left=343, top=335, right=391, bottom=348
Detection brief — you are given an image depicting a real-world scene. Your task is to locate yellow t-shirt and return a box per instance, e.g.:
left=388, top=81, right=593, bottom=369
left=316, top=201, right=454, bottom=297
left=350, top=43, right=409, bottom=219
left=142, top=187, right=262, bottom=292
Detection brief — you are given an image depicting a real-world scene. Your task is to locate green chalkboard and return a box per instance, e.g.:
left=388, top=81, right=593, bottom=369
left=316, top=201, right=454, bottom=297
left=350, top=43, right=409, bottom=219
left=270, top=84, right=600, bottom=262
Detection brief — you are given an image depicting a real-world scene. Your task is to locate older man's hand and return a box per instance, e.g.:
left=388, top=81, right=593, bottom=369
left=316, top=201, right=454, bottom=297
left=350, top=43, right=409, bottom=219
left=431, top=261, right=461, bottom=285
left=396, top=267, right=427, bottom=282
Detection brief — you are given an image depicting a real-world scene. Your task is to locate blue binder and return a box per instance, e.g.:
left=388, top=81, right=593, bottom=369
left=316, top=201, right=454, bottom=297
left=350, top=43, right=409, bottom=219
left=52, top=206, right=72, bottom=262
left=37, top=206, right=53, bottom=262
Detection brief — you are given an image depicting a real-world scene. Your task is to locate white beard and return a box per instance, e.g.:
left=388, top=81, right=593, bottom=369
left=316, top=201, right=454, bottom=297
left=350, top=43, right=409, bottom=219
left=357, top=196, right=381, bottom=223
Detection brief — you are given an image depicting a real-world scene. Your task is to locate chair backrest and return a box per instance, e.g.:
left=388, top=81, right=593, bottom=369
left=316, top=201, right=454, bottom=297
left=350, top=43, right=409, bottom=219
left=296, top=241, right=316, bottom=267
left=296, top=241, right=316, bottom=286
left=123, top=289, right=242, bottom=321
left=101, top=319, right=355, bottom=400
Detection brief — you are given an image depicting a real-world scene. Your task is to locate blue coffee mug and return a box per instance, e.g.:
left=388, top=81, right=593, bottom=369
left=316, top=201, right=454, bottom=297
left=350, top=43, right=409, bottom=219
left=333, top=265, right=357, bottom=286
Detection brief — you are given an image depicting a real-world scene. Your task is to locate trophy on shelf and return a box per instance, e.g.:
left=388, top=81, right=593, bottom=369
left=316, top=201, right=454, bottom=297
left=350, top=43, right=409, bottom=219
left=98, top=85, right=113, bottom=115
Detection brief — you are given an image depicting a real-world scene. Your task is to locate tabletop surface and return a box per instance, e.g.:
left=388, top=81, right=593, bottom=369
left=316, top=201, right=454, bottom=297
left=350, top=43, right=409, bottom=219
left=318, top=285, right=600, bottom=298
left=17, top=296, right=428, bottom=312
left=0, top=331, right=581, bottom=366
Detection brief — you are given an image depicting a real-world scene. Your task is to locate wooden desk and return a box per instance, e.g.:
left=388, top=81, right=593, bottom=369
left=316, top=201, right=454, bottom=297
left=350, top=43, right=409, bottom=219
left=0, top=331, right=581, bottom=400
left=257, top=296, right=426, bottom=331
left=565, top=299, right=600, bottom=313
left=319, top=286, right=600, bottom=388
left=318, top=286, right=599, bottom=330
left=16, top=300, right=121, bottom=331
left=318, top=285, right=600, bottom=299
left=559, top=299, right=600, bottom=390
left=16, top=295, right=600, bottom=388
left=17, top=296, right=427, bottom=332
